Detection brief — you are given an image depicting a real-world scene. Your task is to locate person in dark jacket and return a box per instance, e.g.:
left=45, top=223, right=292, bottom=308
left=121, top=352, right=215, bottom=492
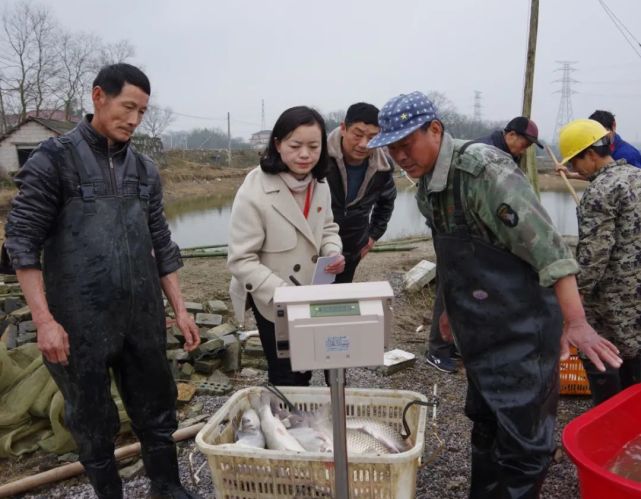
left=5, top=64, right=201, bottom=499
left=589, top=110, right=641, bottom=168
left=477, top=116, right=543, bottom=163
left=326, top=102, right=396, bottom=283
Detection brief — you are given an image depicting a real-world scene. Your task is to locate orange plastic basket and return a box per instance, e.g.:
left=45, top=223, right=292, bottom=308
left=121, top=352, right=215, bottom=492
left=560, top=347, right=591, bottom=396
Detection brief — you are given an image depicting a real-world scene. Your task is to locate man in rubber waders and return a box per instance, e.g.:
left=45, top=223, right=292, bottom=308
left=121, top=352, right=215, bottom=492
left=368, top=91, right=622, bottom=499
left=5, top=64, right=202, bottom=499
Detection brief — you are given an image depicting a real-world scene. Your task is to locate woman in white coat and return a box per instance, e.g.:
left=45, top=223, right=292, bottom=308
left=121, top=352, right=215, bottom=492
left=228, top=106, right=345, bottom=385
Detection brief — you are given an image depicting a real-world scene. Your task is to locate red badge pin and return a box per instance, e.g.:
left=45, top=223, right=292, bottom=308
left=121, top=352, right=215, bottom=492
left=317, top=207, right=322, bottom=213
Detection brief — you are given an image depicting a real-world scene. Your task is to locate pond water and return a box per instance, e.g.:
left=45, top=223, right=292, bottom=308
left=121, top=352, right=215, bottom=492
left=166, top=187, right=582, bottom=249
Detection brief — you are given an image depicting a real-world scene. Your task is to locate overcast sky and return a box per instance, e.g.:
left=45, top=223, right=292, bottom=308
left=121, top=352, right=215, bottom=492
left=12, top=0, right=641, bottom=142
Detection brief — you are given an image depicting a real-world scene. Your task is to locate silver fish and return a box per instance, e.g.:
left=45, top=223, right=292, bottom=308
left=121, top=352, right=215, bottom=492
left=302, top=414, right=398, bottom=455
left=250, top=393, right=305, bottom=452
left=287, top=426, right=333, bottom=453
left=234, top=407, right=265, bottom=449
left=309, top=419, right=394, bottom=455
left=305, top=405, right=409, bottom=454
left=344, top=418, right=410, bottom=453
left=345, top=428, right=393, bottom=455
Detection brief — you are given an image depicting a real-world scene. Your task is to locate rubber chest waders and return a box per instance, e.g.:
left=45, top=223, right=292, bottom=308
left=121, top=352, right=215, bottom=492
left=42, top=136, right=178, bottom=498
left=432, top=151, right=562, bottom=499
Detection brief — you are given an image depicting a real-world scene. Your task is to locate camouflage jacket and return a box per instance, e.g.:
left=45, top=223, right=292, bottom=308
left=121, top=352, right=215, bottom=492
left=416, top=133, right=578, bottom=287
left=576, top=160, right=641, bottom=357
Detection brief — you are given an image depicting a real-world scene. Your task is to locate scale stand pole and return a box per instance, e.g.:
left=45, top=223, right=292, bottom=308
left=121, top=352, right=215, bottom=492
left=329, top=368, right=349, bottom=499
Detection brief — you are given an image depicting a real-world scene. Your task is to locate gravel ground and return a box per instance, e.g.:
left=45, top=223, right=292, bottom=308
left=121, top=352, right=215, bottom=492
left=13, top=240, right=592, bottom=498
left=21, top=363, right=588, bottom=499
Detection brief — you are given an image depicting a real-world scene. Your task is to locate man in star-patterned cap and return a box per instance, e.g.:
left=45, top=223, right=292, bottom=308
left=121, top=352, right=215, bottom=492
left=369, top=91, right=622, bottom=499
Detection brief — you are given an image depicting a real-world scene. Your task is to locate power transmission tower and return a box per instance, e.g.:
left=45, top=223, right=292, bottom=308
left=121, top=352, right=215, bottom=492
left=552, top=60, right=578, bottom=144
left=473, top=91, right=482, bottom=122
left=227, top=111, right=232, bottom=167
left=261, top=99, right=266, bottom=130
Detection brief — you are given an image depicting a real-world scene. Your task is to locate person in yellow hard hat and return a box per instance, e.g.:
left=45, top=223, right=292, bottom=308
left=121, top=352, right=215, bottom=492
left=559, top=118, right=641, bottom=405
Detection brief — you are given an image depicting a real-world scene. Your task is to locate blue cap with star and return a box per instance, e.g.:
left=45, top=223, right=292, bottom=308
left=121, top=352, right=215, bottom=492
left=367, top=91, right=439, bottom=148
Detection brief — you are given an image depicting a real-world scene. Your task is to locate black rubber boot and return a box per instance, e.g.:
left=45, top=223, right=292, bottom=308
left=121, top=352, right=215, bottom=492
left=83, top=457, right=123, bottom=499
left=469, top=422, right=500, bottom=499
left=142, top=444, right=202, bottom=499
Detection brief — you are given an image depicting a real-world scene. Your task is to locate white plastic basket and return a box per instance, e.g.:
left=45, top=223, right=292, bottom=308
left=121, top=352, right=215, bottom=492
left=196, top=386, right=428, bottom=499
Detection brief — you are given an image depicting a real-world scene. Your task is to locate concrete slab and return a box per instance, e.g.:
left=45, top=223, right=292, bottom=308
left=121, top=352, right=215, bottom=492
left=195, top=313, right=223, bottom=327
left=403, top=259, right=437, bottom=292
left=1, top=323, right=17, bottom=349
left=206, top=300, right=228, bottom=314
left=184, top=302, right=204, bottom=313
left=18, top=320, right=36, bottom=334
left=205, top=323, right=237, bottom=339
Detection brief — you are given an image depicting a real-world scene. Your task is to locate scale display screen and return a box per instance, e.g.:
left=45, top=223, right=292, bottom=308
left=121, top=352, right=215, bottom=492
left=310, top=301, right=360, bottom=317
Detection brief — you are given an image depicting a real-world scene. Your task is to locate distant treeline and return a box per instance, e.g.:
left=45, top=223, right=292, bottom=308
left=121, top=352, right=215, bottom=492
left=163, top=93, right=507, bottom=152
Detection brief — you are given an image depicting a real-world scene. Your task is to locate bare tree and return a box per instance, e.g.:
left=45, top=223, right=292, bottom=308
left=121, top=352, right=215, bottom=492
left=140, top=100, right=175, bottom=138
left=94, top=39, right=135, bottom=69
left=324, top=109, right=346, bottom=131
left=27, top=4, right=59, bottom=116
left=56, top=31, right=100, bottom=120
left=0, top=70, right=8, bottom=133
left=0, top=2, right=60, bottom=122
left=1, top=2, right=35, bottom=122
left=0, top=2, right=139, bottom=126
left=426, top=91, right=458, bottom=127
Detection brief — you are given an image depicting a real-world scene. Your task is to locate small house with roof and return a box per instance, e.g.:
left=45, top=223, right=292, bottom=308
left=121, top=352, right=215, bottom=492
left=249, top=130, right=271, bottom=151
left=0, top=117, right=77, bottom=175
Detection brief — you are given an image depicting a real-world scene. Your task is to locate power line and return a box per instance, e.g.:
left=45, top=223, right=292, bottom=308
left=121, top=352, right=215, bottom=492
left=599, top=0, right=641, bottom=46
left=597, top=0, right=641, bottom=61
left=582, top=79, right=641, bottom=85
left=171, top=111, right=227, bottom=121
left=170, top=110, right=261, bottom=129
left=581, top=92, right=641, bottom=98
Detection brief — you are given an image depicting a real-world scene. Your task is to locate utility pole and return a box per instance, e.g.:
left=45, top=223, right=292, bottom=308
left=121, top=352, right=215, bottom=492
left=521, top=0, right=540, bottom=194
left=227, top=112, right=232, bottom=168
left=261, top=99, right=266, bottom=130
left=552, top=60, right=578, bottom=145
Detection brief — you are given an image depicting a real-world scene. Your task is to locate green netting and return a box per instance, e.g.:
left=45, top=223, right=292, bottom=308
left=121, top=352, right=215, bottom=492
left=0, top=343, right=131, bottom=458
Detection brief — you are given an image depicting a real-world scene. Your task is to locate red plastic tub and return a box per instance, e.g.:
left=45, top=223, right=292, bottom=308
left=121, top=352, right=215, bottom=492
left=563, top=383, right=641, bottom=498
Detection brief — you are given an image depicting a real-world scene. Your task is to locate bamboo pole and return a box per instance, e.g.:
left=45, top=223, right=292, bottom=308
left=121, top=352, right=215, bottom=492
left=375, top=236, right=431, bottom=246
left=179, top=243, right=229, bottom=252
left=544, top=145, right=581, bottom=205
left=0, top=423, right=206, bottom=498
left=371, top=245, right=417, bottom=253
left=402, top=170, right=416, bottom=187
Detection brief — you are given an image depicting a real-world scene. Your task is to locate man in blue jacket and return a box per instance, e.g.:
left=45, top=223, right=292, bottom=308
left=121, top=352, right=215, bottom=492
left=589, top=110, right=641, bottom=168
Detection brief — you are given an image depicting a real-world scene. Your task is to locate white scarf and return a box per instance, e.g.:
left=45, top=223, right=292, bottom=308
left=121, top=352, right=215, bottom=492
left=278, top=172, right=314, bottom=213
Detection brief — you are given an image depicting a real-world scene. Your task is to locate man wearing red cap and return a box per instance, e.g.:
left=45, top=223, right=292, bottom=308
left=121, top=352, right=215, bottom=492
left=478, top=116, right=543, bottom=163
